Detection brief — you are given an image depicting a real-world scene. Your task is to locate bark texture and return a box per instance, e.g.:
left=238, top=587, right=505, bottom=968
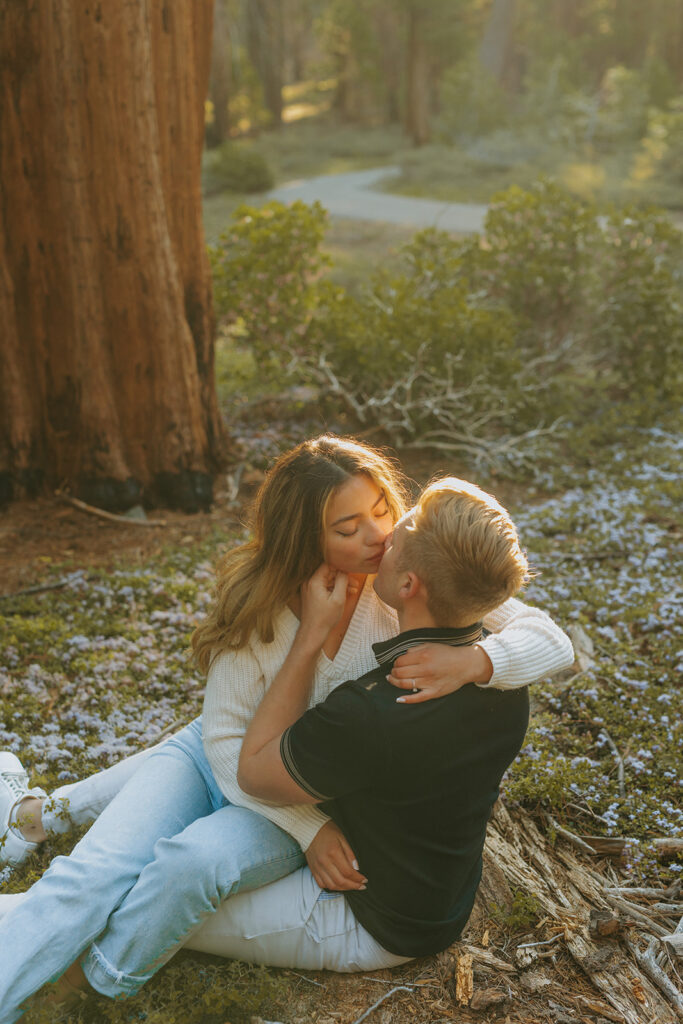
left=459, top=801, right=683, bottom=1022
left=0, top=1, right=229, bottom=511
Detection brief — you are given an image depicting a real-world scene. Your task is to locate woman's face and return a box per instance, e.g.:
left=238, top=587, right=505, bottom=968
left=323, top=474, right=393, bottom=575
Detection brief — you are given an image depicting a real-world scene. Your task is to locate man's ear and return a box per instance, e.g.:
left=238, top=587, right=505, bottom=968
left=400, top=571, right=423, bottom=601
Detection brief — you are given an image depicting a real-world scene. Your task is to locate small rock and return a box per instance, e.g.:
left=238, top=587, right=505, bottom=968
left=567, top=623, right=594, bottom=671
left=122, top=504, right=148, bottom=521
left=470, top=987, right=508, bottom=1011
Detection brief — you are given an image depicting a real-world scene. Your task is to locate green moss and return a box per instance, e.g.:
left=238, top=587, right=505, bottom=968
left=489, top=888, right=542, bottom=933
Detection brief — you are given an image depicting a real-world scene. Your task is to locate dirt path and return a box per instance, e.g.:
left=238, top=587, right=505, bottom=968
left=268, top=167, right=488, bottom=233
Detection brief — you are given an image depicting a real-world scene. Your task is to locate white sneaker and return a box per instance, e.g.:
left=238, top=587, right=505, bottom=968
left=0, top=752, right=47, bottom=867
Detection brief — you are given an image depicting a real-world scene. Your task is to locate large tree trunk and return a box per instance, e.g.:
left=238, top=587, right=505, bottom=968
left=405, top=6, right=431, bottom=146
left=0, top=1, right=229, bottom=512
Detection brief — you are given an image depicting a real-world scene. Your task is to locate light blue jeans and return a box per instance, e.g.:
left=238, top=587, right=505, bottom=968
left=0, top=718, right=304, bottom=1023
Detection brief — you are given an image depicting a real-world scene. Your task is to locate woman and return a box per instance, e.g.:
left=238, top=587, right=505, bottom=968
left=0, top=436, right=573, bottom=1020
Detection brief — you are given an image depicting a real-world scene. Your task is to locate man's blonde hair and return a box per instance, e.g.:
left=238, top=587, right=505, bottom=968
left=400, top=477, right=530, bottom=626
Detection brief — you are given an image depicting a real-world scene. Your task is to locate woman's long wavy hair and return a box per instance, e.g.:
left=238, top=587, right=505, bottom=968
left=191, top=435, right=409, bottom=673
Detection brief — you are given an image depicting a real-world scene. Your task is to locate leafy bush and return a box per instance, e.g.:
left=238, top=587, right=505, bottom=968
left=210, top=200, right=330, bottom=362
left=587, top=206, right=683, bottom=408
left=636, top=96, right=683, bottom=187
left=463, top=180, right=600, bottom=330
left=203, top=142, right=274, bottom=195
left=209, top=185, right=682, bottom=469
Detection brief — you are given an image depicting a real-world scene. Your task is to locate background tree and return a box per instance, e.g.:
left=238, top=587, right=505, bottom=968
left=0, top=1, right=228, bottom=511
left=245, top=0, right=285, bottom=125
left=207, top=0, right=234, bottom=146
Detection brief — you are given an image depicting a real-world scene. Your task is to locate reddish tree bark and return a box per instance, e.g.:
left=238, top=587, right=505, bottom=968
left=0, top=1, right=229, bottom=511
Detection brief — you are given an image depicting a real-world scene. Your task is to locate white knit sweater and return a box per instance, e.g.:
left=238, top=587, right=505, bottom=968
left=202, top=582, right=574, bottom=851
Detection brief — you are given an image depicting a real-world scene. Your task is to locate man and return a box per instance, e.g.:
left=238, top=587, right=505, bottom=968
left=184, top=476, right=531, bottom=969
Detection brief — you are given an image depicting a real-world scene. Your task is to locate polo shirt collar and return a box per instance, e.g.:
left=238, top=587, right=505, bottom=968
left=372, top=623, right=483, bottom=667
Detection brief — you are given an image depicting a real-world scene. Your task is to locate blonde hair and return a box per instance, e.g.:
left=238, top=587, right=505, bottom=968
left=192, top=435, right=409, bottom=672
left=400, top=477, right=530, bottom=626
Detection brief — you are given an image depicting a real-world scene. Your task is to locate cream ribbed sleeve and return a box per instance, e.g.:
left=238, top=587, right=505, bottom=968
left=479, top=597, right=575, bottom=688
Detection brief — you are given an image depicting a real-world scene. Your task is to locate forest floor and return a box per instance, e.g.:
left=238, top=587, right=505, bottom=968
left=1, top=421, right=681, bottom=1024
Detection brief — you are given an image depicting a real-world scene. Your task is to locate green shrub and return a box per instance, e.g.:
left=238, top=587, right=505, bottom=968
left=208, top=184, right=682, bottom=467
left=587, top=205, right=683, bottom=407
left=637, top=95, right=683, bottom=187
left=464, top=179, right=600, bottom=331
left=210, top=199, right=330, bottom=365
left=203, top=142, right=274, bottom=195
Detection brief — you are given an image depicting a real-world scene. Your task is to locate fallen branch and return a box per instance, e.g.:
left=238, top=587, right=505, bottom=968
left=662, top=933, right=683, bottom=960
left=654, top=839, right=683, bottom=858
left=605, top=883, right=682, bottom=899
left=350, top=986, right=414, bottom=1024
left=543, top=813, right=599, bottom=857
left=55, top=491, right=167, bottom=527
left=624, top=936, right=683, bottom=1019
left=662, top=914, right=683, bottom=963
left=0, top=570, right=86, bottom=601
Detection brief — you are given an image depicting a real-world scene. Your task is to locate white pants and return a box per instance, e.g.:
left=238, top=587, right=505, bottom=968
left=186, top=865, right=412, bottom=973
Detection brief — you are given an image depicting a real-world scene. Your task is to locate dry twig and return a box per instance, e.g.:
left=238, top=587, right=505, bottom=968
left=624, top=936, right=683, bottom=1019
left=350, top=986, right=414, bottom=1024
left=56, top=491, right=167, bottom=527
left=0, top=570, right=86, bottom=601
left=599, top=728, right=626, bottom=799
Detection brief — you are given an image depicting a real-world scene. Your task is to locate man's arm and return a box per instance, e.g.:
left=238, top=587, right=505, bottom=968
left=237, top=565, right=348, bottom=804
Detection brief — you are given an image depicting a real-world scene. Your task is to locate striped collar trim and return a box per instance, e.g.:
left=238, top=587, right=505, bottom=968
left=372, top=624, right=483, bottom=667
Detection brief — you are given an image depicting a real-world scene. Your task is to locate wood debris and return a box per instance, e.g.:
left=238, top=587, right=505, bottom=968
left=454, top=952, right=473, bottom=1005
left=455, top=800, right=683, bottom=1023
left=469, top=986, right=508, bottom=1010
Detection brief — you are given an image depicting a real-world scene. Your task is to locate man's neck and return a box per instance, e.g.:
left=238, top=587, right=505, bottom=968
left=396, top=606, right=474, bottom=633
left=396, top=607, right=437, bottom=633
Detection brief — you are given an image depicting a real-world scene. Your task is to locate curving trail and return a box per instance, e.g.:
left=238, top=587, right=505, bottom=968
left=267, top=167, right=488, bottom=234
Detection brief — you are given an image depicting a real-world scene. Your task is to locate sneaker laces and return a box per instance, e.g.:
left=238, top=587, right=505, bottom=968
left=1, top=770, right=30, bottom=801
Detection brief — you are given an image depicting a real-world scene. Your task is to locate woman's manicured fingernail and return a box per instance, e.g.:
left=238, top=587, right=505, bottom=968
left=352, top=859, right=359, bottom=871
left=396, top=697, right=405, bottom=703
left=359, top=884, right=367, bottom=891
